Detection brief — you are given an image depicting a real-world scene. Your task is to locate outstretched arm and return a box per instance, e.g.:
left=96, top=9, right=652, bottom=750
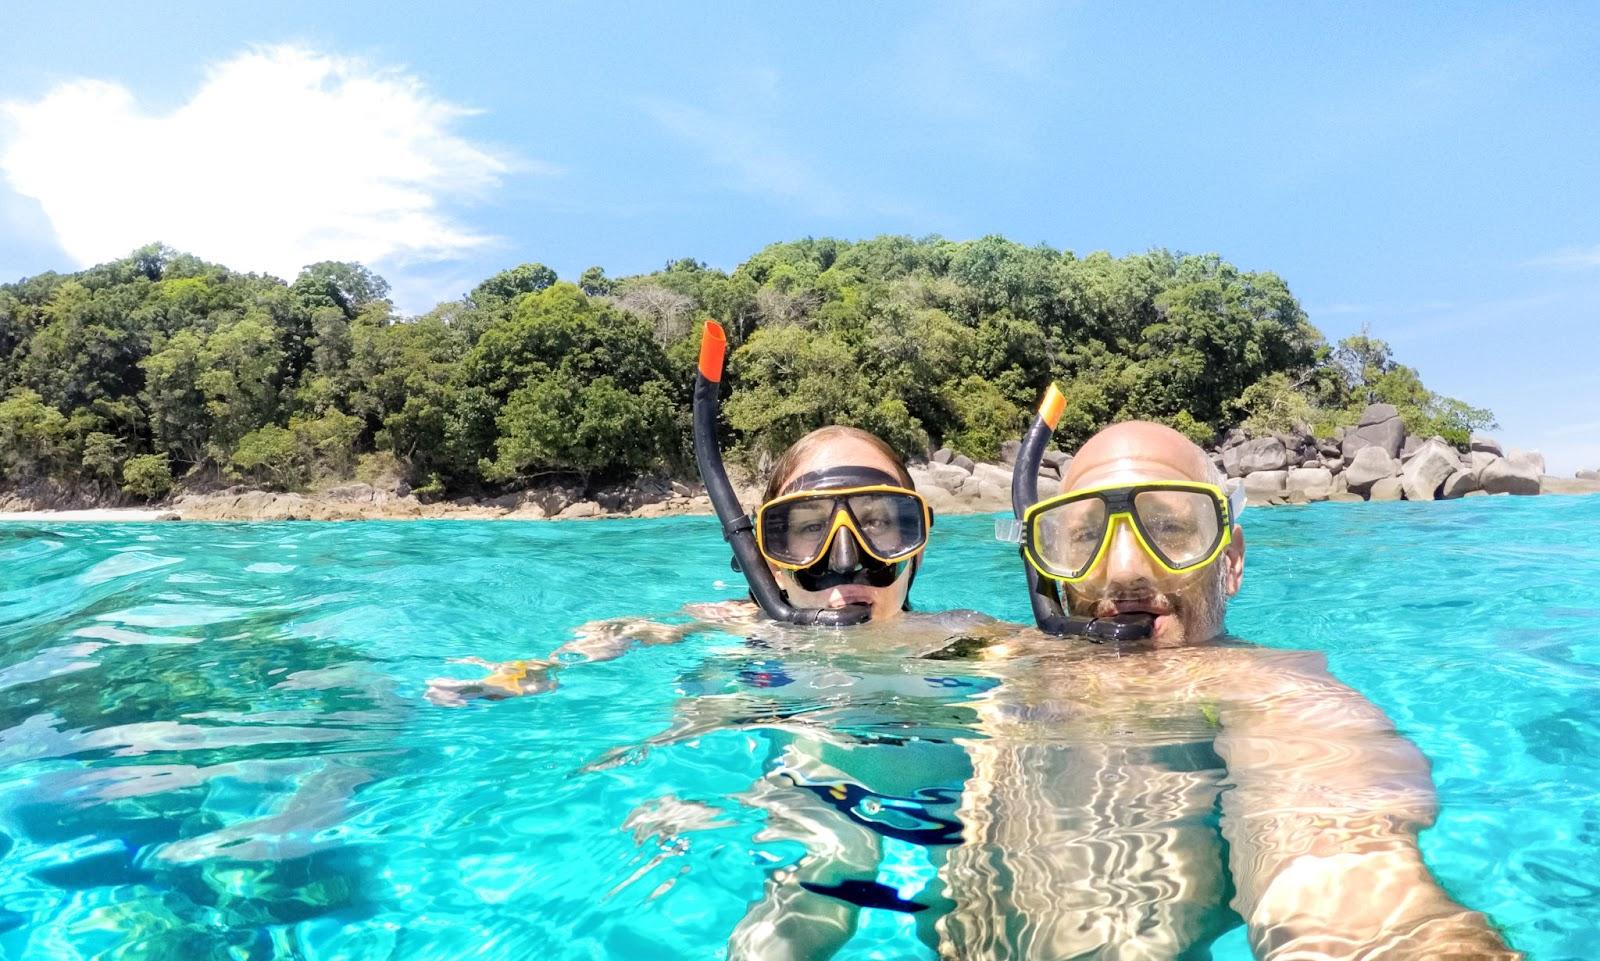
left=425, top=600, right=758, bottom=706
left=1211, top=650, right=1519, bottom=960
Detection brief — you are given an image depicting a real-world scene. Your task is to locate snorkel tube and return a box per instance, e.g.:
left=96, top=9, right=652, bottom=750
left=1011, top=386, right=1153, bottom=643
left=693, top=321, right=872, bottom=627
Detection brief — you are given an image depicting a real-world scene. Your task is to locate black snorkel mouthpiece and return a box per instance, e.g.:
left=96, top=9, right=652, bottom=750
left=1010, top=385, right=1153, bottom=644
left=692, top=322, right=872, bottom=627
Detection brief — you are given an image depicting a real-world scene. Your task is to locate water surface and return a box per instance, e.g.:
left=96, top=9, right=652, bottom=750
left=2, top=494, right=1597, bottom=959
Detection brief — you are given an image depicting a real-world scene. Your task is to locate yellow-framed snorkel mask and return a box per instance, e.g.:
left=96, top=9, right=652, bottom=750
left=1021, top=480, right=1243, bottom=584
left=754, top=467, right=931, bottom=572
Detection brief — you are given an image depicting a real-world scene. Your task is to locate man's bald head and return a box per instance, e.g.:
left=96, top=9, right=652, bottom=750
left=1061, top=421, right=1217, bottom=493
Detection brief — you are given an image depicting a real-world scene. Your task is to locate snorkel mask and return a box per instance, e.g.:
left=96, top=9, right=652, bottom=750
left=757, top=466, right=930, bottom=596
left=694, top=321, right=926, bottom=627
left=1001, top=386, right=1245, bottom=643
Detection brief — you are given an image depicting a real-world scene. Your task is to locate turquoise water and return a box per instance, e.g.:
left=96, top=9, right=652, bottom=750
left=2, top=494, right=1597, bottom=959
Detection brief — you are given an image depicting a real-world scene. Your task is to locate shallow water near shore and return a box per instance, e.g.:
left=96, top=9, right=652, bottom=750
left=1, top=495, right=1597, bottom=959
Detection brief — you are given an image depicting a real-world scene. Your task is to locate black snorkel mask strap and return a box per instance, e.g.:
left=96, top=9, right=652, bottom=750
left=1011, top=386, right=1153, bottom=643
left=692, top=321, right=872, bottom=627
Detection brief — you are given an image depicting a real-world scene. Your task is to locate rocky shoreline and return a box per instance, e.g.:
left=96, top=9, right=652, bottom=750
left=2, top=406, right=1597, bottom=523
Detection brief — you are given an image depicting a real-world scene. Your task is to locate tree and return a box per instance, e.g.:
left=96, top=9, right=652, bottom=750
left=121, top=453, right=173, bottom=500
left=470, top=263, right=557, bottom=307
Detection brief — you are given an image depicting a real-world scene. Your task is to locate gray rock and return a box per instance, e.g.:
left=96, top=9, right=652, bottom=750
left=1244, top=470, right=1288, bottom=500
left=1333, top=426, right=1347, bottom=442
left=1399, top=436, right=1425, bottom=462
left=971, top=462, right=1014, bottom=491
left=1221, top=428, right=1249, bottom=450
left=1369, top=476, right=1403, bottom=501
left=974, top=479, right=1011, bottom=510
left=1480, top=457, right=1541, bottom=496
left=1329, top=492, right=1364, bottom=503
left=1285, top=467, right=1334, bottom=501
left=1321, top=455, right=1345, bottom=474
left=1000, top=440, right=1021, bottom=466
left=1036, top=473, right=1060, bottom=497
left=1285, top=488, right=1311, bottom=505
left=1332, top=471, right=1349, bottom=495
left=1341, top=415, right=1407, bottom=462
left=1578, top=469, right=1600, bottom=481
left=1344, top=446, right=1401, bottom=495
left=557, top=501, right=603, bottom=519
left=926, top=463, right=970, bottom=492
left=1239, top=437, right=1292, bottom=473
left=1400, top=442, right=1460, bottom=501
left=1469, top=435, right=1502, bottom=456
left=1440, top=469, right=1480, bottom=500
left=1318, top=441, right=1341, bottom=458
left=1463, top=489, right=1489, bottom=498
left=1041, top=449, right=1072, bottom=470
left=951, top=454, right=976, bottom=474
left=932, top=448, right=954, bottom=465
left=1469, top=450, right=1499, bottom=473
left=1358, top=403, right=1400, bottom=427
left=1037, top=463, right=1060, bottom=482
left=1223, top=444, right=1245, bottom=478
left=1507, top=448, right=1546, bottom=476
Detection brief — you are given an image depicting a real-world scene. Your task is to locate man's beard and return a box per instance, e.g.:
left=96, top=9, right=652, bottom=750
left=1063, top=561, right=1229, bottom=646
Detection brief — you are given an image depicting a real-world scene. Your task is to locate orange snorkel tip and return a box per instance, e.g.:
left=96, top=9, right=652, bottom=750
left=698, top=321, right=727, bottom=383
left=1039, top=384, right=1066, bottom=429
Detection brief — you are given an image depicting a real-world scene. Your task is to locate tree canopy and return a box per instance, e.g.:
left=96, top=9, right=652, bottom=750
left=0, top=237, right=1493, bottom=500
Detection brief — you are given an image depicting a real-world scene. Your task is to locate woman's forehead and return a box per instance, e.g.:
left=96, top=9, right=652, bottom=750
left=789, top=437, right=899, bottom=477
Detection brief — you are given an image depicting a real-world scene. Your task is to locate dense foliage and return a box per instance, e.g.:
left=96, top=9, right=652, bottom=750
left=0, top=238, right=1493, bottom=501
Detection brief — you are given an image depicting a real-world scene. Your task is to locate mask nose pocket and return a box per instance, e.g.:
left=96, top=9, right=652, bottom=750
left=828, top=527, right=861, bottom=571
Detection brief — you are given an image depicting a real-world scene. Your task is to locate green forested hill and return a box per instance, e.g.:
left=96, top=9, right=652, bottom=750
left=0, top=237, right=1492, bottom=501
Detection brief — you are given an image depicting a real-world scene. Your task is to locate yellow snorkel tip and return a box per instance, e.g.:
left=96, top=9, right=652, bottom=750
left=1039, top=384, right=1065, bottom=429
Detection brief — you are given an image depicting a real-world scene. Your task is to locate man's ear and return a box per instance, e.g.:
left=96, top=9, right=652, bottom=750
left=1222, top=525, right=1245, bottom=596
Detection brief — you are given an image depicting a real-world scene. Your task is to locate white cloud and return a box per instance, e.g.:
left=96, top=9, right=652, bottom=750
left=0, top=45, right=516, bottom=281
left=1526, top=244, right=1600, bottom=270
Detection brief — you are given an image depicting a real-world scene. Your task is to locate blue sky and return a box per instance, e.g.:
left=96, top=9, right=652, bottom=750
left=2, top=2, right=1597, bottom=471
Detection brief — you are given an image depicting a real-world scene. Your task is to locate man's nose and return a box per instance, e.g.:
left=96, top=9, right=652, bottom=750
left=828, top=527, right=861, bottom=572
left=1102, top=518, right=1157, bottom=580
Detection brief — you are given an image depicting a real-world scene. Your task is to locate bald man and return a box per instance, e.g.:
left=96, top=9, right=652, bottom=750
left=937, top=422, right=1520, bottom=960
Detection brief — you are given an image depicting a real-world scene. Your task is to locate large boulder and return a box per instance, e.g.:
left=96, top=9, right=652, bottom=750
left=1358, top=403, right=1400, bottom=427
left=924, top=463, right=970, bottom=493
left=951, top=454, right=976, bottom=474
left=1344, top=446, right=1401, bottom=495
left=1238, top=437, right=1292, bottom=473
left=1285, top=467, right=1334, bottom=501
left=1469, top=435, right=1503, bottom=456
left=1220, top=428, right=1248, bottom=450
left=1507, top=448, right=1546, bottom=475
left=1369, top=476, right=1404, bottom=501
left=931, top=448, right=955, bottom=465
left=1243, top=470, right=1288, bottom=502
left=1579, top=469, right=1600, bottom=481
left=1223, top=444, right=1246, bottom=478
left=1000, top=440, right=1021, bottom=466
left=1469, top=450, right=1499, bottom=473
left=972, top=462, right=1013, bottom=491
left=1341, top=408, right=1407, bottom=462
left=1440, top=469, right=1480, bottom=500
left=1041, top=450, right=1073, bottom=471
left=1480, top=457, right=1541, bottom=496
left=1400, top=441, right=1462, bottom=502
left=1538, top=475, right=1600, bottom=496
left=1399, top=435, right=1426, bottom=463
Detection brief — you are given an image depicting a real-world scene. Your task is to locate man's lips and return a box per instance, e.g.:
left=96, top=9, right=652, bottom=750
left=1095, top=597, right=1172, bottom=618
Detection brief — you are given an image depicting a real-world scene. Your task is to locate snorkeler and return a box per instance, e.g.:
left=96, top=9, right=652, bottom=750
left=945, top=399, right=1523, bottom=959
left=428, top=322, right=1010, bottom=959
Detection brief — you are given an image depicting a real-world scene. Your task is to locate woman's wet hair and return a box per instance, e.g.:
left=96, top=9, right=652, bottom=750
left=764, top=426, right=916, bottom=500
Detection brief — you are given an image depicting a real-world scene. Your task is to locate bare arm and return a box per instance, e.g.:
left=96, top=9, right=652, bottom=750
left=1210, top=650, right=1519, bottom=960
left=425, top=600, right=758, bottom=705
